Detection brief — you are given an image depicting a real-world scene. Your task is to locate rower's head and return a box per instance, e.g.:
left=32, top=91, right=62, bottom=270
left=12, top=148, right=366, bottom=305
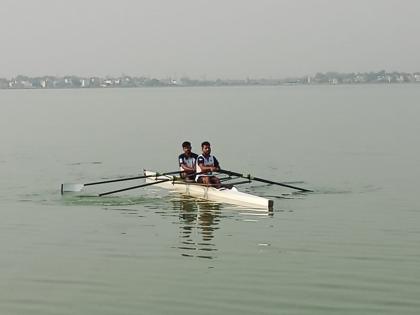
left=182, top=141, right=192, bottom=156
left=201, top=141, right=211, bottom=156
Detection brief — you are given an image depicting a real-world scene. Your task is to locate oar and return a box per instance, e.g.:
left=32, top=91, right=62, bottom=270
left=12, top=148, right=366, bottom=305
left=99, top=179, right=172, bottom=196
left=61, top=170, right=180, bottom=193
left=220, top=180, right=252, bottom=189
left=218, top=169, right=313, bottom=192
left=98, top=171, right=206, bottom=197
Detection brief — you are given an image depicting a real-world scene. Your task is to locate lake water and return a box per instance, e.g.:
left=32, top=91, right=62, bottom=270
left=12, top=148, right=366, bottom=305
left=1, top=85, right=420, bottom=314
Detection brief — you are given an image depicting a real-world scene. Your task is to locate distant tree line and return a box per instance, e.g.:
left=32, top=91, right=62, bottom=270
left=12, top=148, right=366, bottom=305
left=1, top=70, right=420, bottom=89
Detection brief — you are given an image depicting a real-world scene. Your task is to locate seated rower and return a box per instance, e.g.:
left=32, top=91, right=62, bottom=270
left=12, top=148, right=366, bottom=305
left=178, top=141, right=198, bottom=181
left=196, top=141, right=221, bottom=189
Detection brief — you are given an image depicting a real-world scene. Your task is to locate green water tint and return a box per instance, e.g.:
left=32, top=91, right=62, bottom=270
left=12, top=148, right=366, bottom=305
left=2, top=86, right=420, bottom=315
left=61, top=194, right=158, bottom=207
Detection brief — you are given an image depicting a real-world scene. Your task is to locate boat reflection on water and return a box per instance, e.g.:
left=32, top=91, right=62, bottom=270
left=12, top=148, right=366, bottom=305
left=171, top=196, right=221, bottom=259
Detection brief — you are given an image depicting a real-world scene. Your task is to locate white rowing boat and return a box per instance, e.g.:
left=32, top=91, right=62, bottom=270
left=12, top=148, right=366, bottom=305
left=144, top=170, right=274, bottom=211
left=61, top=168, right=311, bottom=210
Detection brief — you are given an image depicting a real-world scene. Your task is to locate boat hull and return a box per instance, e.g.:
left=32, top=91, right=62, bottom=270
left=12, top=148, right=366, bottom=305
left=144, top=171, right=273, bottom=211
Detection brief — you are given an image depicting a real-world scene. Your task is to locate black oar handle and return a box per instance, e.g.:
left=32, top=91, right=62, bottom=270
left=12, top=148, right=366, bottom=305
left=219, top=169, right=312, bottom=192
left=99, top=179, right=171, bottom=196
left=85, top=171, right=180, bottom=186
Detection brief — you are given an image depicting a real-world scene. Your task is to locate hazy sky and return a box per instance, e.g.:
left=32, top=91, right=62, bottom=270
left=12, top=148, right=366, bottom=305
left=1, top=0, right=419, bottom=79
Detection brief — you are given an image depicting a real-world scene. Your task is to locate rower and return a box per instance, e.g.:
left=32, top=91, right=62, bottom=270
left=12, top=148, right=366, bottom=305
left=196, top=141, right=221, bottom=188
left=178, top=141, right=198, bottom=181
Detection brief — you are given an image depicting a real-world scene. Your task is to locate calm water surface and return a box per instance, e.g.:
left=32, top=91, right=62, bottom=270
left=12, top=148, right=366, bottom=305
left=1, top=85, right=420, bottom=314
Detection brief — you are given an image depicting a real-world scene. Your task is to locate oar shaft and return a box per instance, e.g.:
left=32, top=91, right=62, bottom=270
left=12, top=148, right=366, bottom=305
left=85, top=176, right=144, bottom=186
left=221, top=180, right=252, bottom=189
left=85, top=171, right=180, bottom=186
left=99, top=179, right=171, bottom=196
left=219, top=170, right=243, bottom=177
left=219, top=169, right=312, bottom=192
left=250, top=176, right=312, bottom=192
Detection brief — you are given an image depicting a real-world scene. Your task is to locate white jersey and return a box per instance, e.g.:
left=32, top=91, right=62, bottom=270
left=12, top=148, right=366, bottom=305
left=178, top=153, right=198, bottom=171
left=196, top=154, right=220, bottom=181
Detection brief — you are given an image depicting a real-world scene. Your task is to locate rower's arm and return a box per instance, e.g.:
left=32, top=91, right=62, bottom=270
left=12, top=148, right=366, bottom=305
left=179, top=154, right=196, bottom=172
left=213, top=157, right=220, bottom=171
left=180, top=163, right=195, bottom=172
left=198, top=163, right=215, bottom=173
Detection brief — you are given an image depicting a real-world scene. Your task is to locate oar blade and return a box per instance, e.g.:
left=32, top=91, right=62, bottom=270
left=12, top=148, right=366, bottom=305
left=61, top=183, right=85, bottom=194
left=218, top=169, right=313, bottom=192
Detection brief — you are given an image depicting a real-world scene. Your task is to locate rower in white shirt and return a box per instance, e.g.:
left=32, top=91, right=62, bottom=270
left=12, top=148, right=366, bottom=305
left=195, top=141, right=221, bottom=189
left=178, top=141, right=198, bottom=181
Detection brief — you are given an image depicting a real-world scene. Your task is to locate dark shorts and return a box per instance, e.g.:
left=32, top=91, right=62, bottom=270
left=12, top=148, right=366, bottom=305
left=181, top=172, right=195, bottom=181
left=196, top=176, right=214, bottom=183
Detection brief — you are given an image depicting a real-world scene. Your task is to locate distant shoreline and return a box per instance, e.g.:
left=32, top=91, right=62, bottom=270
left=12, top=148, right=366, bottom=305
left=1, top=71, right=419, bottom=89
left=1, top=83, right=420, bottom=92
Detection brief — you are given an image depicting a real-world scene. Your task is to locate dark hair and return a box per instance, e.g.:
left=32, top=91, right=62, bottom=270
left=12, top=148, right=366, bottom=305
left=201, top=141, right=210, bottom=148
left=182, top=141, right=191, bottom=148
